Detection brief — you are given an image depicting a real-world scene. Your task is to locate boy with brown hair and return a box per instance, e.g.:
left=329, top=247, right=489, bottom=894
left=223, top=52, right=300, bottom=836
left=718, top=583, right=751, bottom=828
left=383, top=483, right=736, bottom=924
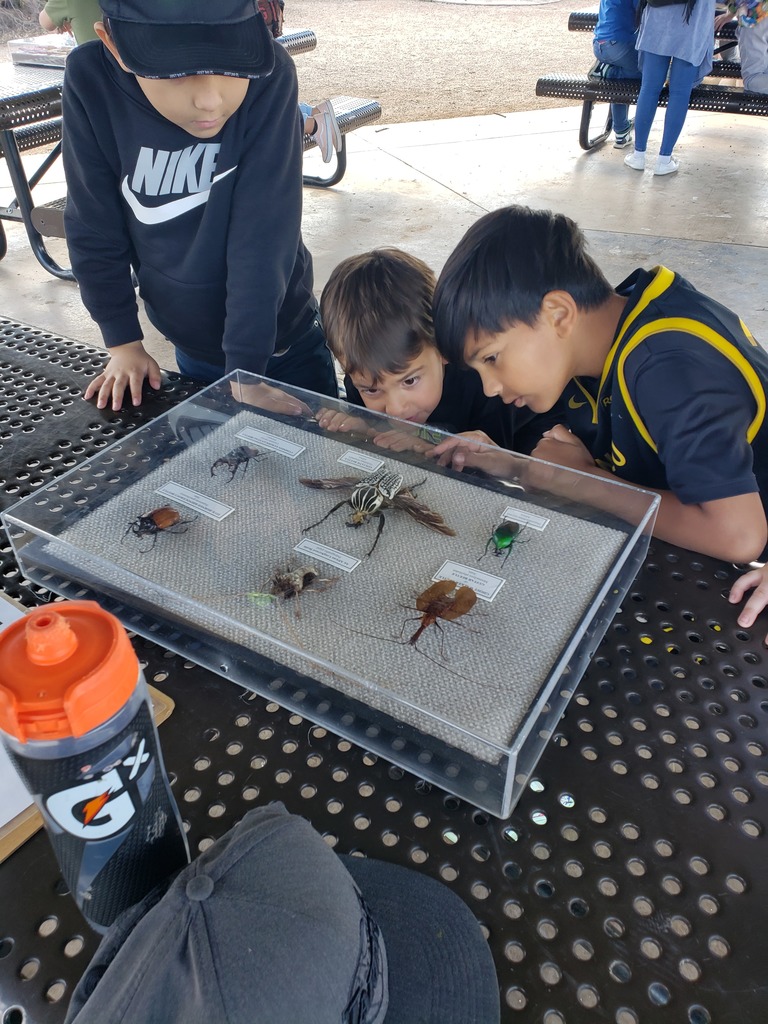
left=317, top=248, right=560, bottom=455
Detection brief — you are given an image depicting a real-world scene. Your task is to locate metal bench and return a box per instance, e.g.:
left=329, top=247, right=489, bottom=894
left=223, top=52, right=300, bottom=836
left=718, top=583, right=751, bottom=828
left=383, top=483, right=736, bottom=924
left=536, top=75, right=768, bottom=150
left=536, top=12, right=762, bottom=150
left=567, top=9, right=740, bottom=58
left=2, top=31, right=382, bottom=276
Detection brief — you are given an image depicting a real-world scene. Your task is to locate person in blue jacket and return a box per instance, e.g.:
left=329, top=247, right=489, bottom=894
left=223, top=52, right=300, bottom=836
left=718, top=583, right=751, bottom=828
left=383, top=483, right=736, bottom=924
left=63, top=0, right=338, bottom=412
left=590, top=0, right=641, bottom=149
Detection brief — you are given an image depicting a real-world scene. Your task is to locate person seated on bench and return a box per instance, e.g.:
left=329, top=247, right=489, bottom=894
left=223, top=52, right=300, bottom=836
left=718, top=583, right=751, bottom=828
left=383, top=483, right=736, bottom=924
left=589, top=0, right=642, bottom=148
left=38, top=0, right=100, bottom=44
left=715, top=1, right=768, bottom=93
left=430, top=204, right=768, bottom=566
left=315, top=247, right=563, bottom=457
left=64, top=0, right=338, bottom=413
left=623, top=0, right=716, bottom=174
left=258, top=0, right=342, bottom=163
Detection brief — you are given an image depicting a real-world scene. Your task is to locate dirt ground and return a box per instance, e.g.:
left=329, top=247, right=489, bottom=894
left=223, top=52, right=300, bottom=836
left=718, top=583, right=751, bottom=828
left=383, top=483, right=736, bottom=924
left=287, top=0, right=592, bottom=122
left=0, top=0, right=595, bottom=123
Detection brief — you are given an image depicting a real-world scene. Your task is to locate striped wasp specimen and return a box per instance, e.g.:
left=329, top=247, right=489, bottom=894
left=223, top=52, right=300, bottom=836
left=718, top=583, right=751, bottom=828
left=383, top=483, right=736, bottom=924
left=299, top=468, right=456, bottom=557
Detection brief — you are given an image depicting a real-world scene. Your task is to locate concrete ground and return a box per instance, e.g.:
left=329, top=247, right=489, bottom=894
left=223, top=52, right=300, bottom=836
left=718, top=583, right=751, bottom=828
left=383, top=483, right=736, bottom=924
left=0, top=98, right=766, bottom=371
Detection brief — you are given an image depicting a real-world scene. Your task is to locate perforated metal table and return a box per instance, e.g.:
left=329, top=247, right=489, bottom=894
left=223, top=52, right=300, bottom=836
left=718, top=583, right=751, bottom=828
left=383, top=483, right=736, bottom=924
left=1, top=319, right=767, bottom=1024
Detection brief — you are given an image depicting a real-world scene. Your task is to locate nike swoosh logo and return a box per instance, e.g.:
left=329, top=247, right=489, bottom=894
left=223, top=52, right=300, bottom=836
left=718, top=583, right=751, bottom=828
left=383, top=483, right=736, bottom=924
left=568, top=396, right=587, bottom=409
left=121, top=166, right=236, bottom=224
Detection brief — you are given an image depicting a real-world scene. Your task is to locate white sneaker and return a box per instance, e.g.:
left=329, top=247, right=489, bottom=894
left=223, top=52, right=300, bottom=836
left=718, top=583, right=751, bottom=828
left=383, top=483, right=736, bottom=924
left=624, top=149, right=646, bottom=171
left=654, top=155, right=680, bottom=176
left=311, top=99, right=342, bottom=164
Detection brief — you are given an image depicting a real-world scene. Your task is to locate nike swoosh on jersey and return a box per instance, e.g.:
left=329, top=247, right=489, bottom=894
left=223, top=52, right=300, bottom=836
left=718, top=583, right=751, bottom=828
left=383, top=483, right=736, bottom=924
left=568, top=396, right=587, bottom=409
left=121, top=166, right=236, bottom=224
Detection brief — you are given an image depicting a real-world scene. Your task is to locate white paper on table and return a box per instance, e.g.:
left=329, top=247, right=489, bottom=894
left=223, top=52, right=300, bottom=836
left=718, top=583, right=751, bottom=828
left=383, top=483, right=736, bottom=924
left=0, top=596, right=35, bottom=829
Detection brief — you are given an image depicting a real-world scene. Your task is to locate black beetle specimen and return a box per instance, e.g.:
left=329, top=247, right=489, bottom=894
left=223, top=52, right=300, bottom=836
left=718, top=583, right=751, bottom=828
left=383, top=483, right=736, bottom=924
left=210, top=445, right=267, bottom=482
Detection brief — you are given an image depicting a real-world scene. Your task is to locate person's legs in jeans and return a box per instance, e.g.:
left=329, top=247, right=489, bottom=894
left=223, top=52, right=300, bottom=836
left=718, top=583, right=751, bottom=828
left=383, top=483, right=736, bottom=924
left=266, top=313, right=339, bottom=398
left=593, top=38, right=640, bottom=138
left=738, top=19, right=768, bottom=93
left=174, top=316, right=338, bottom=397
left=632, top=51, right=671, bottom=153
left=659, top=56, right=699, bottom=155
left=174, top=350, right=225, bottom=383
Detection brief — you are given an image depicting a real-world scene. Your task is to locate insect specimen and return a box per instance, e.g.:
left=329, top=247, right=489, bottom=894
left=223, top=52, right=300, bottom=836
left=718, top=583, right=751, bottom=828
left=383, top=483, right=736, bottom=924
left=210, top=445, right=266, bottom=481
left=299, top=468, right=456, bottom=557
left=479, top=519, right=524, bottom=568
left=342, top=579, right=478, bottom=675
left=247, top=563, right=337, bottom=619
left=406, top=579, right=477, bottom=648
left=122, top=506, right=197, bottom=551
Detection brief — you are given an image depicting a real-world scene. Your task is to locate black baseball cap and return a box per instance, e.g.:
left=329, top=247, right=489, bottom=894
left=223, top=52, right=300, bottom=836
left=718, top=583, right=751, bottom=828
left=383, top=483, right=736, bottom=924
left=64, top=803, right=501, bottom=1023
left=99, top=0, right=275, bottom=79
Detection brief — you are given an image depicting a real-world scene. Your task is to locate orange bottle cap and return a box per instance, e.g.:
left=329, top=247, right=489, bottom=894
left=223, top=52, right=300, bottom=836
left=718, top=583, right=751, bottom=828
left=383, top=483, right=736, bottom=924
left=0, top=601, right=138, bottom=742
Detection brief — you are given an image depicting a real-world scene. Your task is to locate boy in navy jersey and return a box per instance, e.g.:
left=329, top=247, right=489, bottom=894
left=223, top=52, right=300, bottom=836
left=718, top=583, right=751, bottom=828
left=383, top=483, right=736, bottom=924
left=431, top=205, right=768, bottom=575
left=316, top=249, right=562, bottom=457
left=63, top=0, right=337, bottom=412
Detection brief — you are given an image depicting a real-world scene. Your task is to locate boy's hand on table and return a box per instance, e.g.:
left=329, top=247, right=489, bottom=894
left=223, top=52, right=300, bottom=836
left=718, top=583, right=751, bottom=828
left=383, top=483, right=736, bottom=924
left=729, top=564, right=768, bottom=643
left=430, top=431, right=498, bottom=469
left=531, top=425, right=596, bottom=473
left=230, top=380, right=312, bottom=417
left=83, top=341, right=162, bottom=411
left=372, top=430, right=435, bottom=455
left=314, top=408, right=371, bottom=435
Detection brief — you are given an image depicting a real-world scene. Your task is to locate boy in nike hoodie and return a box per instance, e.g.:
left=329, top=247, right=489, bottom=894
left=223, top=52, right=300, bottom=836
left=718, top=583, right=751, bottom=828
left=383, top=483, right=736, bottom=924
left=63, top=0, right=337, bottom=411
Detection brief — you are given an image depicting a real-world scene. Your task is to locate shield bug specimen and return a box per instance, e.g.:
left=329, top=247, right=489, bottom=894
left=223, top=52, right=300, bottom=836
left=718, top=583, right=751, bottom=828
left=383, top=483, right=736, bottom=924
left=300, top=468, right=455, bottom=557
left=210, top=445, right=266, bottom=481
left=479, top=519, right=525, bottom=568
left=122, top=506, right=197, bottom=552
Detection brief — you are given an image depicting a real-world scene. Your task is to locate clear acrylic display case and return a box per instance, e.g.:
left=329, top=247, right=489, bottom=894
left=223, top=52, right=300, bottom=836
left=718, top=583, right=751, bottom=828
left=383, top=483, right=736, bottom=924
left=3, top=372, right=659, bottom=817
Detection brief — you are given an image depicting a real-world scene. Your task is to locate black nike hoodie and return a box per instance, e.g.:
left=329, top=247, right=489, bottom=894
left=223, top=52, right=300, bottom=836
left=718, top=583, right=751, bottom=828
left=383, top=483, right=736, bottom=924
left=62, top=39, right=315, bottom=374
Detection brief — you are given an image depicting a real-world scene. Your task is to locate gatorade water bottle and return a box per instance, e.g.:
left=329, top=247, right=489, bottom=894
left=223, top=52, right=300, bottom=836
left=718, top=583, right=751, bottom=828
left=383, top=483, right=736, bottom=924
left=0, top=601, right=190, bottom=933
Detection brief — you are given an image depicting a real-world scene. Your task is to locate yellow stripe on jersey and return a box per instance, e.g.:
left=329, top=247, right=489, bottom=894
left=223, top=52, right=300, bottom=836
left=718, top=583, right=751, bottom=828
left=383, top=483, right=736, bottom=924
left=594, top=266, right=766, bottom=452
left=616, top=318, right=767, bottom=453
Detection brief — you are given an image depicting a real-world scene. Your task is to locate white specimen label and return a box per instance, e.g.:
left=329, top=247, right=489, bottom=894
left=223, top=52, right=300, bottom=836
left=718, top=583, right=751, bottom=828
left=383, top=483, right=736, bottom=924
left=236, top=427, right=305, bottom=459
left=338, top=451, right=384, bottom=473
left=156, top=482, right=234, bottom=521
left=502, top=505, right=549, bottom=531
left=294, top=538, right=361, bottom=572
left=433, top=560, right=505, bottom=602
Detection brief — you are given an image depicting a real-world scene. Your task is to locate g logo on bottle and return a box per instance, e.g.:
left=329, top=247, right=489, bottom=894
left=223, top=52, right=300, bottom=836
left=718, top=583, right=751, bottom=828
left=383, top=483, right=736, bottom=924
left=45, top=738, right=154, bottom=840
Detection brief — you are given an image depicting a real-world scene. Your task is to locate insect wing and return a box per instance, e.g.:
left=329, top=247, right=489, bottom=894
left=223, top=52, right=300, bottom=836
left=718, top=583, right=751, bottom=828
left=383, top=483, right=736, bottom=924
left=441, top=586, right=477, bottom=620
left=375, top=471, right=404, bottom=501
left=495, top=520, right=522, bottom=549
left=150, top=506, right=181, bottom=530
left=416, top=579, right=457, bottom=612
left=298, top=476, right=360, bottom=491
left=395, top=490, right=457, bottom=536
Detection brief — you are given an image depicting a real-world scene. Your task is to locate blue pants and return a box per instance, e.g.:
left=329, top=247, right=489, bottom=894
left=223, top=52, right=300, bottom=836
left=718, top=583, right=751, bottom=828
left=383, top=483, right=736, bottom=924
left=174, top=312, right=339, bottom=398
left=593, top=37, right=641, bottom=135
left=634, top=51, right=699, bottom=155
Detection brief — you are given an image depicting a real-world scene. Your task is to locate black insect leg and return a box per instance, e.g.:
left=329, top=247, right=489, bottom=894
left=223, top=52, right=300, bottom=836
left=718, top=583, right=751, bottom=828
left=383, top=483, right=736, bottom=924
left=302, top=498, right=349, bottom=534
left=365, top=511, right=387, bottom=557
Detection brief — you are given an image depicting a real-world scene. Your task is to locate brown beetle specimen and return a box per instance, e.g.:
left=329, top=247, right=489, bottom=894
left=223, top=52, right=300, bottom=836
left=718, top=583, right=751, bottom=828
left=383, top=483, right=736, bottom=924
left=122, top=506, right=197, bottom=551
